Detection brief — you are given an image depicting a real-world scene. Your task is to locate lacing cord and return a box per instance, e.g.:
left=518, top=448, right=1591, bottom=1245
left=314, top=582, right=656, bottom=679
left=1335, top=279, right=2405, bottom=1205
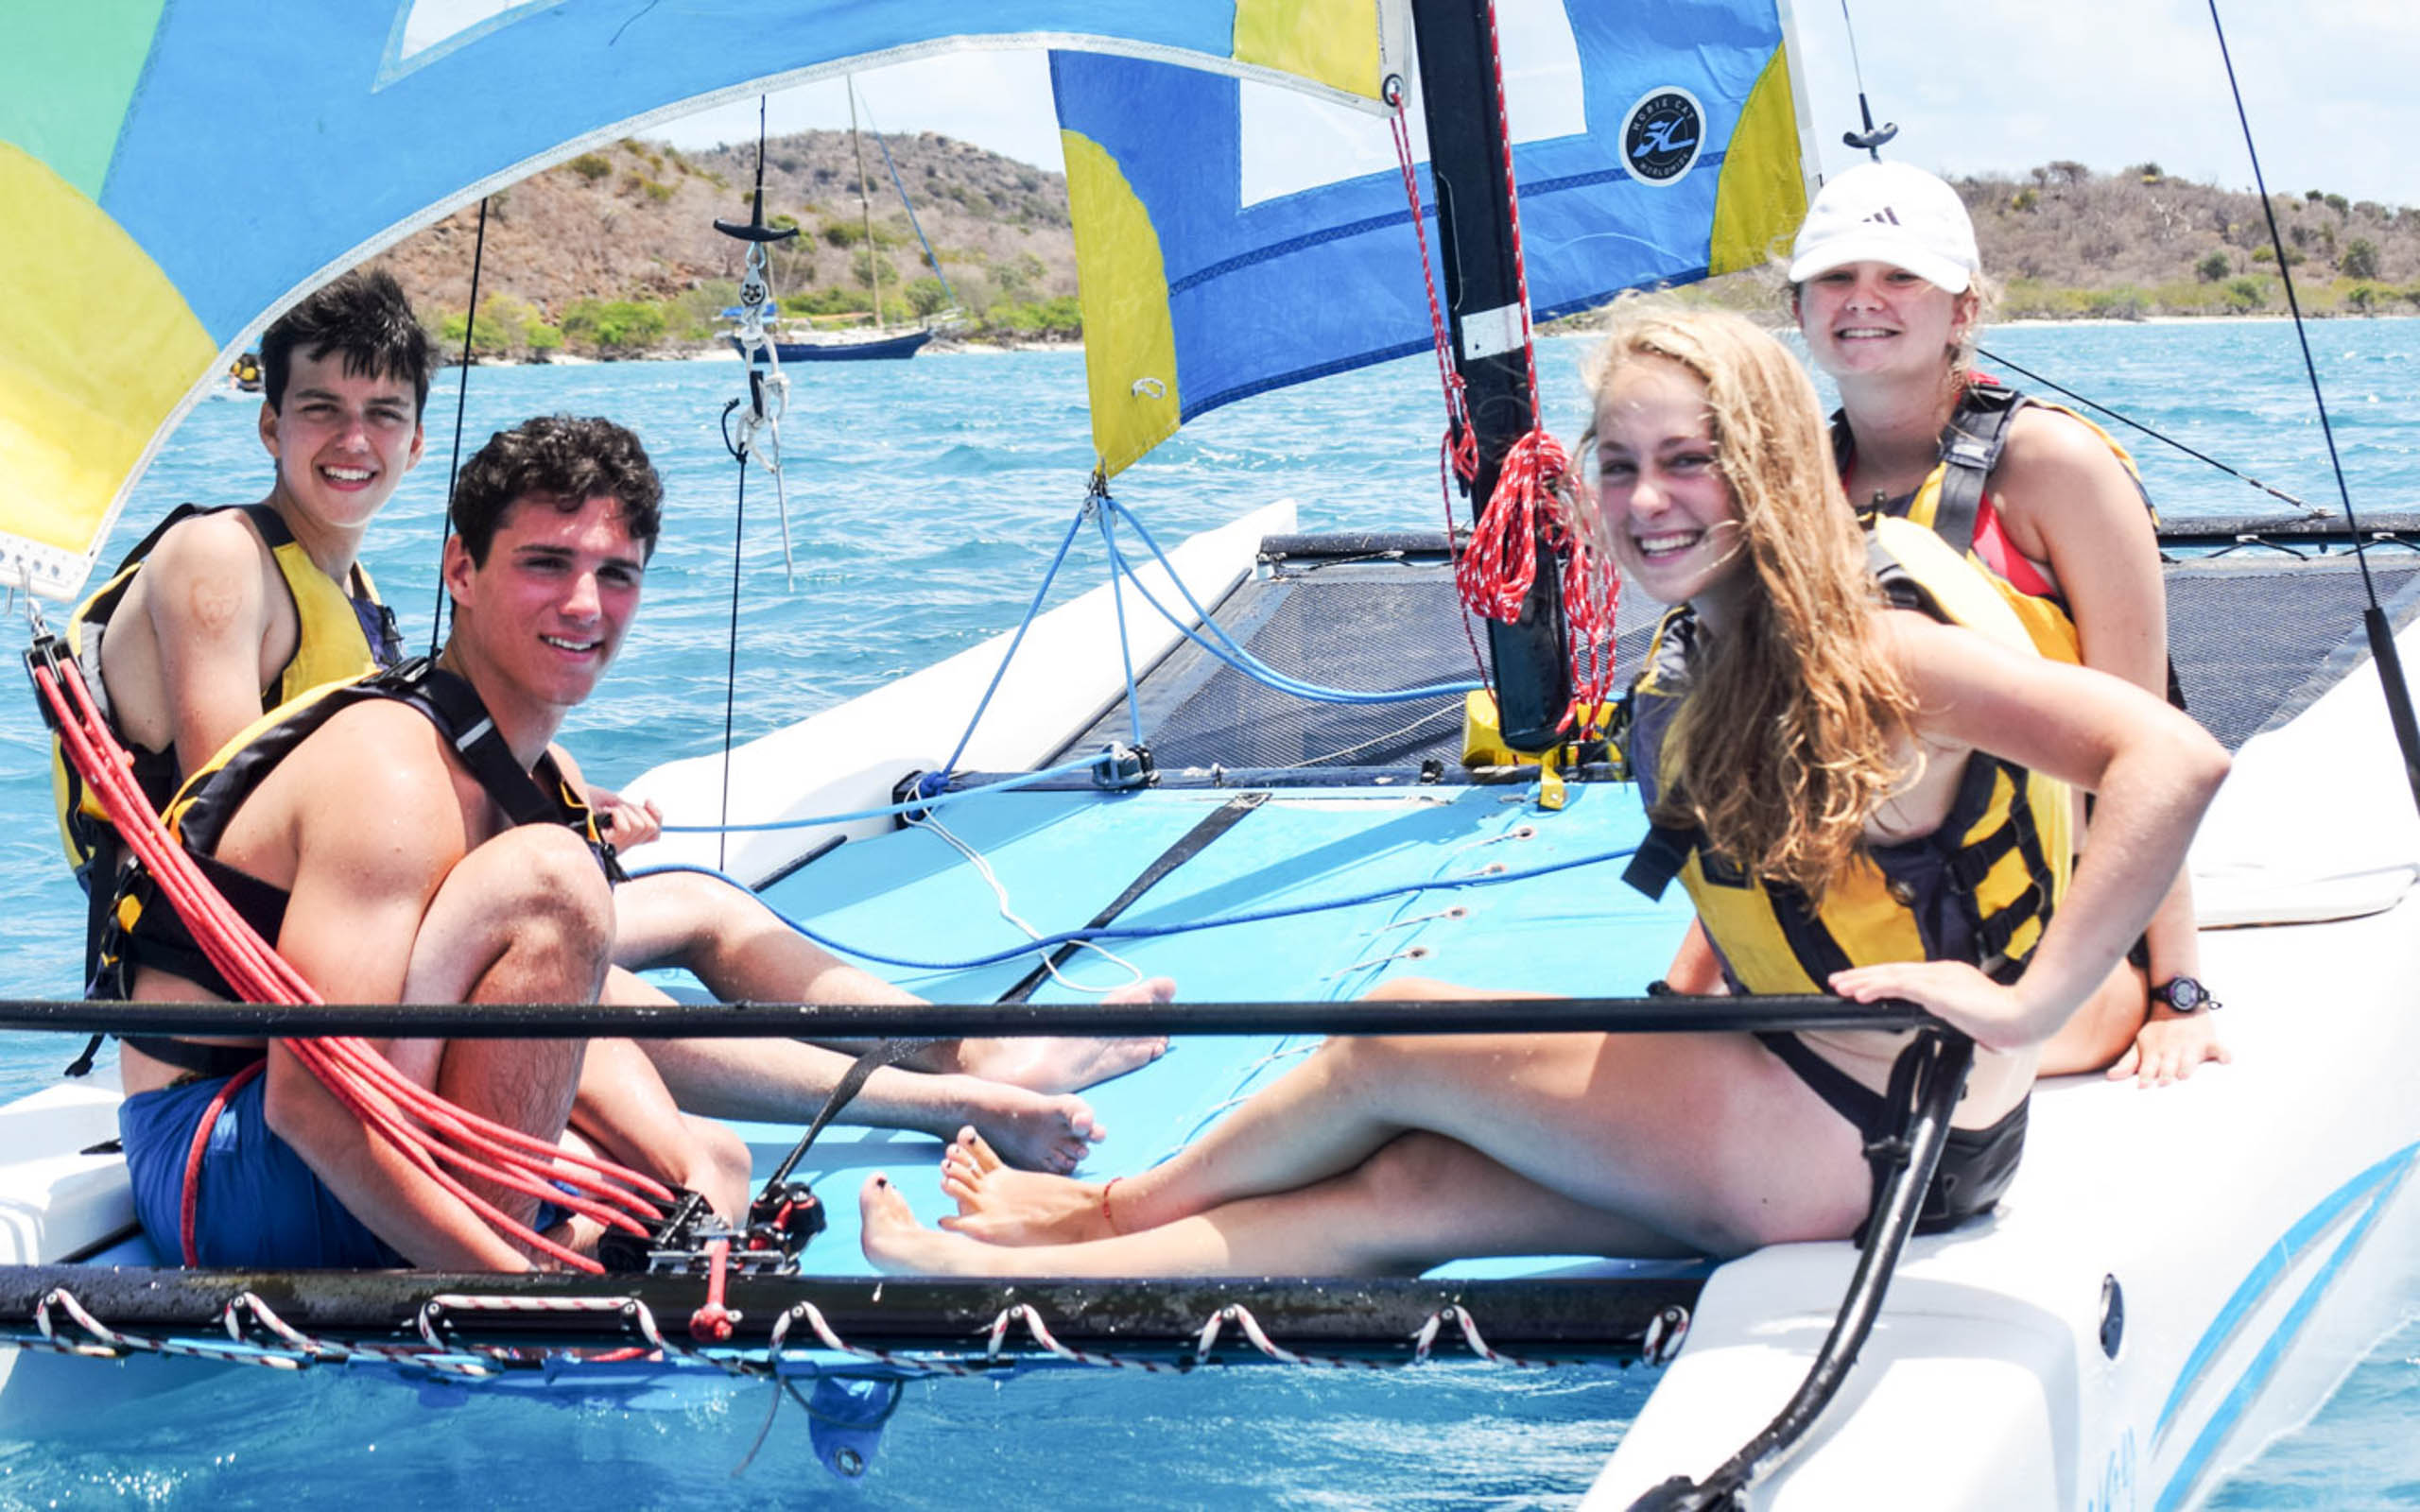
left=627, top=833, right=1632, bottom=975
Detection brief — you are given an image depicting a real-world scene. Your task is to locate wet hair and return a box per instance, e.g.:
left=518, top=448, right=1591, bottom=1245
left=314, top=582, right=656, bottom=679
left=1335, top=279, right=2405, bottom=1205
left=259, top=269, right=435, bottom=416
left=1580, top=300, right=1915, bottom=901
left=448, top=415, right=663, bottom=564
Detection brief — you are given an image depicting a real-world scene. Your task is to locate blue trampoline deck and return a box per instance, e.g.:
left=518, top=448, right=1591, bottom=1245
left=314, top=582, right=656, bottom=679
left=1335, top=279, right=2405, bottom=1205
left=716, top=780, right=1697, bottom=1278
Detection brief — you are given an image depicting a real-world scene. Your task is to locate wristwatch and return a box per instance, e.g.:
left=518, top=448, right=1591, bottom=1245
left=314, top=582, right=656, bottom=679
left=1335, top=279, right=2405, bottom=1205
left=2151, top=976, right=2220, bottom=1014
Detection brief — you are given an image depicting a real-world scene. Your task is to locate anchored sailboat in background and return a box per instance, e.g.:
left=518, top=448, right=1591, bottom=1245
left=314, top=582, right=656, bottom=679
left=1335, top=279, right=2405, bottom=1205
left=726, top=77, right=963, bottom=363
left=4, top=2, right=2420, bottom=1508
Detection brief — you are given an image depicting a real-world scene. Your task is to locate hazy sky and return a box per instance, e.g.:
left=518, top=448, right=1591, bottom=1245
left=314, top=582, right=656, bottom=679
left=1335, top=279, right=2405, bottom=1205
left=655, top=3, right=2420, bottom=208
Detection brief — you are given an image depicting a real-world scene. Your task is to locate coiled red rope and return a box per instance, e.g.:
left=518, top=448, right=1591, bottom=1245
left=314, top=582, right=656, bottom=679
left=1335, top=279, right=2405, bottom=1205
left=34, top=651, right=672, bottom=1273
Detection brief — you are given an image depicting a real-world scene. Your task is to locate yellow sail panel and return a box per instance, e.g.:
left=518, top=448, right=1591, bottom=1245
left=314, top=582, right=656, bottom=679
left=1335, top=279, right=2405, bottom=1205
left=1063, top=129, right=1182, bottom=480
left=1707, top=44, right=1809, bottom=277
left=0, top=144, right=212, bottom=597
left=1232, top=0, right=1385, bottom=102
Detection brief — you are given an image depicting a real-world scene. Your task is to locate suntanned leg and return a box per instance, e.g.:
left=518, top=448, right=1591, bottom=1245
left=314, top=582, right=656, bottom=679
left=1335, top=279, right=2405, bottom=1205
left=638, top=1035, right=1103, bottom=1174
left=939, top=977, right=1872, bottom=1258
left=870, top=1130, right=1714, bottom=1279
left=263, top=826, right=617, bottom=1266
left=612, top=869, right=1170, bottom=1091
left=2036, top=958, right=2147, bottom=1076
left=570, top=1034, right=753, bottom=1220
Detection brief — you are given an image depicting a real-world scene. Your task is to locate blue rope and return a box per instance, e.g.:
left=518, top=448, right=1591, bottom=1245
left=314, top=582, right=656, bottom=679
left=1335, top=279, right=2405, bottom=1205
left=1096, top=505, right=1147, bottom=748
left=627, top=840, right=1637, bottom=972
left=1098, top=494, right=1483, bottom=705
left=657, top=754, right=1102, bottom=833
left=935, top=502, right=1092, bottom=779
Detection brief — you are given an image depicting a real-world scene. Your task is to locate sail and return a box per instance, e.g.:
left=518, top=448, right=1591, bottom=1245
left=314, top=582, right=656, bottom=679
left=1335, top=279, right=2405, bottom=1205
left=1053, top=0, right=1814, bottom=478
left=0, top=1, right=1398, bottom=601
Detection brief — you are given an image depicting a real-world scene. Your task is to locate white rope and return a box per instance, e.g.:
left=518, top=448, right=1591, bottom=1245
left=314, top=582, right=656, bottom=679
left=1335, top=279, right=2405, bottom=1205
left=904, top=810, right=1148, bottom=994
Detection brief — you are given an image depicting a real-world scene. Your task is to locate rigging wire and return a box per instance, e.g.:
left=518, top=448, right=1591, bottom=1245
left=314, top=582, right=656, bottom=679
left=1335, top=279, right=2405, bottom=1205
left=1973, top=346, right=2322, bottom=517
left=428, top=196, right=491, bottom=656
left=856, top=92, right=960, bottom=313
left=2205, top=0, right=2420, bottom=815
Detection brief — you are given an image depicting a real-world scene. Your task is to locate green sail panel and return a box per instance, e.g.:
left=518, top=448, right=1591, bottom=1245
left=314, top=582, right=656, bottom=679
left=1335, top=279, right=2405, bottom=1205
left=0, top=1, right=1391, bottom=600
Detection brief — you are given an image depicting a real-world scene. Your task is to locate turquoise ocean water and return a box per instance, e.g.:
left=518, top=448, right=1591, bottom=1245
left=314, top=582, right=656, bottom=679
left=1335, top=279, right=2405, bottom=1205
left=2, top=322, right=2417, bottom=1505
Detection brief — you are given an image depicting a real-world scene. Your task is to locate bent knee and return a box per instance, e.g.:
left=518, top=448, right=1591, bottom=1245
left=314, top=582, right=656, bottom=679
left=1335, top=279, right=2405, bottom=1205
left=425, top=827, right=616, bottom=998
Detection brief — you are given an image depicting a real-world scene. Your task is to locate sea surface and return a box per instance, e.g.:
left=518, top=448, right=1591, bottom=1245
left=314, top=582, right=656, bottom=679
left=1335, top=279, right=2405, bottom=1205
left=3, top=321, right=2418, bottom=1506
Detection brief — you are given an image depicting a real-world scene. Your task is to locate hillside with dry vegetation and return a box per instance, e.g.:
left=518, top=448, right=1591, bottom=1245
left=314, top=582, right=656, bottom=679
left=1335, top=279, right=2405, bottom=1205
left=369, top=129, right=1078, bottom=358
left=367, top=145, right=2420, bottom=362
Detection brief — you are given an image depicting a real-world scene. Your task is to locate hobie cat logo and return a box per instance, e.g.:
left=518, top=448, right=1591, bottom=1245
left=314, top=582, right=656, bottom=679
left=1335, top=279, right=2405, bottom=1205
left=1621, top=88, right=1704, bottom=187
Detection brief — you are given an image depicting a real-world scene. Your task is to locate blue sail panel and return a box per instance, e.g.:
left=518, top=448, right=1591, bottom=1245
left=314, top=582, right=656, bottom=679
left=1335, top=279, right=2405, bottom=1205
left=1053, top=0, right=1812, bottom=476
left=0, top=0, right=1392, bottom=599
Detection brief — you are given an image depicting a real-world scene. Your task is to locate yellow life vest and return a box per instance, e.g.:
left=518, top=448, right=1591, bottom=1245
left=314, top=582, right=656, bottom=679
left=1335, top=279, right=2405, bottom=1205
left=1619, top=516, right=2074, bottom=993
left=1839, top=381, right=2153, bottom=666
left=102, top=658, right=611, bottom=1005
left=49, top=502, right=402, bottom=878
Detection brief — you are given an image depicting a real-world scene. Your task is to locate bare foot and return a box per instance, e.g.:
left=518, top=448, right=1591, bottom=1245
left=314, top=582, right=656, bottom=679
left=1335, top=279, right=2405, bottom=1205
left=860, top=1174, right=1011, bottom=1277
left=950, top=978, right=1176, bottom=1094
left=956, top=1082, right=1104, bottom=1174
left=937, top=1128, right=1118, bottom=1245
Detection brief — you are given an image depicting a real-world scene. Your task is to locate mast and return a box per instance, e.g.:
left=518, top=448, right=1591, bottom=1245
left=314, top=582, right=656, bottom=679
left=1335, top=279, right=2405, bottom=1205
left=848, top=78, right=885, bottom=333
left=1409, top=0, right=1570, bottom=751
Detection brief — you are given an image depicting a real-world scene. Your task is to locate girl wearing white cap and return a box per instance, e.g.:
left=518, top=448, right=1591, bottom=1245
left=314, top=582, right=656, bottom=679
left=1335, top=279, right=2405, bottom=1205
left=1782, top=160, right=2223, bottom=1087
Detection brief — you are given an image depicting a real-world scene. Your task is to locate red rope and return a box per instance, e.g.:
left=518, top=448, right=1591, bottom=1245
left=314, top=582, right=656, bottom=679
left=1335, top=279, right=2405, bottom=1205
left=1404, top=2, right=1622, bottom=734
left=35, top=655, right=672, bottom=1272
left=178, top=1058, right=264, bottom=1265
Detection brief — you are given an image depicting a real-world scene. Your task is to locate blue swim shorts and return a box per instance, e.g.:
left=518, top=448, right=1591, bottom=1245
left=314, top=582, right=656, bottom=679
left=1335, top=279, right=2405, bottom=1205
left=120, top=1069, right=410, bottom=1268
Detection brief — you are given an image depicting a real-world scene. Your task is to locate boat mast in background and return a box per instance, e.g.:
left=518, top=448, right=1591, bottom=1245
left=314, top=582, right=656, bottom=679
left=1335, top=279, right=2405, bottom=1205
left=1409, top=0, right=1569, bottom=751
left=849, top=78, right=886, bottom=335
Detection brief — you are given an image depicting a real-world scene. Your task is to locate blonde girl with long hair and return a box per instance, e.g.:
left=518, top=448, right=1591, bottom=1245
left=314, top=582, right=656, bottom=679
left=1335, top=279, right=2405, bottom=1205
left=855, top=304, right=2227, bottom=1280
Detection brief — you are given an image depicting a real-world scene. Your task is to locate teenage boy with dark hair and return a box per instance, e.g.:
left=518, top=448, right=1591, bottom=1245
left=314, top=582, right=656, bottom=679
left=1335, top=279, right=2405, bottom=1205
left=112, top=415, right=746, bottom=1268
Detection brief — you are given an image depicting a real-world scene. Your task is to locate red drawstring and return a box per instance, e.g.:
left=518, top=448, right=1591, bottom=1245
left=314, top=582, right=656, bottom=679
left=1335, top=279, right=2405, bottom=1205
left=37, top=656, right=670, bottom=1273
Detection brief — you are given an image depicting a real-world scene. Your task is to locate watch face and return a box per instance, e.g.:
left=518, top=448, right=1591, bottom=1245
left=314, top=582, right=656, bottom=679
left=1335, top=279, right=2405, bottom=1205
left=2162, top=977, right=2208, bottom=1012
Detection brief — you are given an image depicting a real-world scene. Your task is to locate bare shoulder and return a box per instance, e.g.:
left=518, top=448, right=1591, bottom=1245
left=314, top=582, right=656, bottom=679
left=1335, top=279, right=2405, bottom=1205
left=146, top=507, right=274, bottom=590
left=1996, top=405, right=2139, bottom=500
left=283, top=699, right=462, bottom=823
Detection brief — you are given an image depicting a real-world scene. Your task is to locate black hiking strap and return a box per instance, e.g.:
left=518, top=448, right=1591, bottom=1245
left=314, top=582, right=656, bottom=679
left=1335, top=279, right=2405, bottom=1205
left=1928, top=384, right=2023, bottom=558
left=996, top=790, right=1269, bottom=1005
left=1627, top=1030, right=1976, bottom=1511
left=759, top=790, right=1269, bottom=1187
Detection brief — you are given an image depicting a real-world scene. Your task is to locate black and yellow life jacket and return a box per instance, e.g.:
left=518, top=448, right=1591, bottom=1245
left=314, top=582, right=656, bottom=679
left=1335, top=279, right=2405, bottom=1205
left=48, top=502, right=403, bottom=997
left=1617, top=516, right=2075, bottom=993
left=97, top=657, right=614, bottom=1008
left=1834, top=379, right=2154, bottom=667
left=50, top=502, right=404, bottom=875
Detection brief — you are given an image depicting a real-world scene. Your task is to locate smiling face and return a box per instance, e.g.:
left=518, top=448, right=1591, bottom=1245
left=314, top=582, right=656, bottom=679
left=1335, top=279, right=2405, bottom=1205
left=442, top=492, right=646, bottom=727
left=258, top=349, right=424, bottom=531
left=1588, top=356, right=1746, bottom=610
left=1794, top=259, right=1975, bottom=383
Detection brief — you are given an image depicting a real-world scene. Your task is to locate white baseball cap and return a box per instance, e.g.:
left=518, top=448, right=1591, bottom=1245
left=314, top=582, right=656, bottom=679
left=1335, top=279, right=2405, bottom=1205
left=1788, top=162, right=1979, bottom=294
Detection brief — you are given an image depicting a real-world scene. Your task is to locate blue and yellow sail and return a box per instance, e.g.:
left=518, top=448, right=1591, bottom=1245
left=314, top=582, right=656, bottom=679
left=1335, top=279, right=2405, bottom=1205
left=0, top=0, right=1402, bottom=600
left=1052, top=0, right=1813, bottom=477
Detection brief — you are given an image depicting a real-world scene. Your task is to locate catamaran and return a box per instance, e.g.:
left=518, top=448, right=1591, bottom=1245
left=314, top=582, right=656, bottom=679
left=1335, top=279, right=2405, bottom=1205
left=2, top=3, right=2416, bottom=1508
